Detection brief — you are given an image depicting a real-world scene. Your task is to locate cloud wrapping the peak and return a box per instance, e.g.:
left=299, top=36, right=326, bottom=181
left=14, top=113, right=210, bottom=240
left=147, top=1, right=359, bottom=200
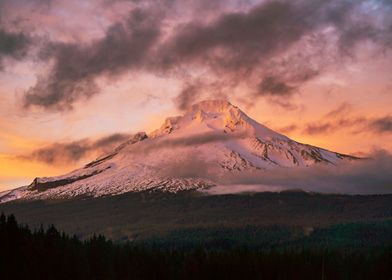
left=216, top=150, right=392, bottom=194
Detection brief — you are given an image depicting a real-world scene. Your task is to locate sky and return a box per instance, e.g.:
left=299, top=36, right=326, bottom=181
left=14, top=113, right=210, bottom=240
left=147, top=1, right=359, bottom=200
left=0, top=0, right=391, bottom=191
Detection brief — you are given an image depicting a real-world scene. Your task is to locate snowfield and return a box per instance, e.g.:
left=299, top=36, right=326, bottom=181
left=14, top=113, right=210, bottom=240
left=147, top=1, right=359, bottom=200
left=0, top=100, right=357, bottom=202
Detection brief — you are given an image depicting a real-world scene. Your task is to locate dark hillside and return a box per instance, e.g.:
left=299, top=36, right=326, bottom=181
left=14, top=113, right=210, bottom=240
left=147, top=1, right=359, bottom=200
left=1, top=191, right=392, bottom=241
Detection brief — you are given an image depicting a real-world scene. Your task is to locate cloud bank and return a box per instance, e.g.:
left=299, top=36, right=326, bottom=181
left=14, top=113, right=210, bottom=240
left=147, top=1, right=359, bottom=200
left=0, top=0, right=389, bottom=111
left=276, top=103, right=392, bottom=136
left=20, top=133, right=131, bottom=165
left=171, top=150, right=392, bottom=195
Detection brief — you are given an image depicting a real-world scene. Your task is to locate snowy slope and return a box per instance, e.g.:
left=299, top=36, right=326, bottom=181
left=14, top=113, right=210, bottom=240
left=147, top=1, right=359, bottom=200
left=0, top=100, right=357, bottom=202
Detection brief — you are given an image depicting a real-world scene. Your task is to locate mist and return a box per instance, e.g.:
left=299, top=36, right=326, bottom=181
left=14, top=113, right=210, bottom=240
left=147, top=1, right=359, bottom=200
left=164, top=150, right=392, bottom=195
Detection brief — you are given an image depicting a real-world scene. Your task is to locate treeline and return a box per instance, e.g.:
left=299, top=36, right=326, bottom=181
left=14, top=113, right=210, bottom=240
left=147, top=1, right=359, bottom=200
left=146, top=221, right=392, bottom=251
left=1, top=213, right=392, bottom=280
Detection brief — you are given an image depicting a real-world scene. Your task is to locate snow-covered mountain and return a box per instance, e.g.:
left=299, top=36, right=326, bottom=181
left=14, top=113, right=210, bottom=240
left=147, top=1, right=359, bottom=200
left=1, top=100, right=357, bottom=202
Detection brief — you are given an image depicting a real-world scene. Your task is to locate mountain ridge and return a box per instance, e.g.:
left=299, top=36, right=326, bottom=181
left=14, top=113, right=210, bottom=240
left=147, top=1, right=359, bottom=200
left=0, top=100, right=358, bottom=202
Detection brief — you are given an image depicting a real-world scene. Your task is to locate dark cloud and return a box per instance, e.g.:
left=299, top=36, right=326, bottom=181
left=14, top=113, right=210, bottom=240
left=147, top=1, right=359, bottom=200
left=174, top=82, right=202, bottom=111
left=258, top=76, right=296, bottom=97
left=268, top=98, right=301, bottom=111
left=255, top=54, right=321, bottom=100
left=20, top=133, right=131, bottom=165
left=21, top=130, right=249, bottom=166
left=11, top=0, right=392, bottom=110
left=282, top=112, right=392, bottom=136
left=324, top=102, right=352, bottom=118
left=22, top=140, right=90, bottom=165
left=276, top=124, right=298, bottom=134
left=93, top=133, right=130, bottom=148
left=173, top=80, right=230, bottom=111
left=303, top=122, right=335, bottom=135
left=369, top=115, right=392, bottom=133
left=0, top=29, right=29, bottom=68
left=0, top=3, right=46, bottom=71
left=0, top=0, right=52, bottom=8
left=158, top=0, right=392, bottom=108
left=23, top=8, right=162, bottom=110
left=303, top=117, right=368, bottom=135
left=160, top=1, right=316, bottom=70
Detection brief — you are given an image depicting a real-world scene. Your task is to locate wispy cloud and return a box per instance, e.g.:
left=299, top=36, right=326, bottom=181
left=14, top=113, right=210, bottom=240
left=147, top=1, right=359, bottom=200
left=302, top=117, right=368, bottom=135
left=369, top=115, right=392, bottom=133
left=276, top=103, right=392, bottom=136
left=19, top=133, right=131, bottom=165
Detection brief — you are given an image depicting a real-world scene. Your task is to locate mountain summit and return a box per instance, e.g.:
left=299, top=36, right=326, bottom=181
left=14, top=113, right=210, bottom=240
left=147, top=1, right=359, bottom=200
left=1, top=100, right=357, bottom=202
left=151, top=100, right=285, bottom=140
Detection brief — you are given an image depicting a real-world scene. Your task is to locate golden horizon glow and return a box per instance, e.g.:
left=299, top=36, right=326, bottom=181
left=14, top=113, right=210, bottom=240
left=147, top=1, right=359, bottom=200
left=0, top=0, right=391, bottom=191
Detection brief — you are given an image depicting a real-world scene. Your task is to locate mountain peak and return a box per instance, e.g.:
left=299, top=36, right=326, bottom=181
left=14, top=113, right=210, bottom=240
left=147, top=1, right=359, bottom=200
left=188, top=99, right=237, bottom=114
left=188, top=99, right=244, bottom=126
left=187, top=100, right=245, bottom=126
left=150, top=99, right=285, bottom=140
left=0, top=99, right=358, bottom=202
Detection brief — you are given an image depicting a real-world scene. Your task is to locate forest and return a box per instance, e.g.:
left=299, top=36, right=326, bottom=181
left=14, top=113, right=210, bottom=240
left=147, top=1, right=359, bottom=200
left=1, top=213, right=392, bottom=280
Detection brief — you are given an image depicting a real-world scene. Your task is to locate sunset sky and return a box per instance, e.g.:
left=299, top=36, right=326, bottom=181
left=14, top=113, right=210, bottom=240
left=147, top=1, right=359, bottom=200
left=0, top=0, right=391, bottom=191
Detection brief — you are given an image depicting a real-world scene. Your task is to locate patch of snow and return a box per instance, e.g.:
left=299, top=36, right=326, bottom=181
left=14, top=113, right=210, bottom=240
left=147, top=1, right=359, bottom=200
left=0, top=99, right=357, bottom=203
